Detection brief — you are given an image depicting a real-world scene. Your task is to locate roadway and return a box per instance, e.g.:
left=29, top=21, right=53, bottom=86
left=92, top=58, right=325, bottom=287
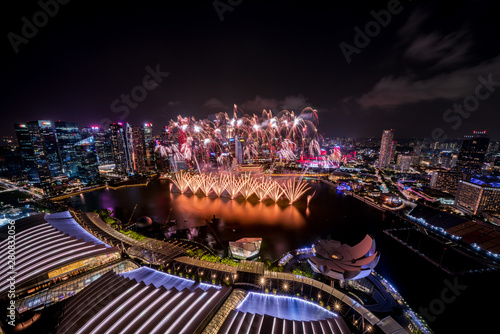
left=0, top=179, right=43, bottom=198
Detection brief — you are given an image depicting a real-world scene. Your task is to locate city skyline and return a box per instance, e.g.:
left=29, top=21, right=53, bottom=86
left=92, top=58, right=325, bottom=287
left=1, top=1, right=500, bottom=140
left=1, top=2, right=499, bottom=334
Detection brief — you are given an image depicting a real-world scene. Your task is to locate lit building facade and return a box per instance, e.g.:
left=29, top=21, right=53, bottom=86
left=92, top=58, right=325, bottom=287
left=55, top=121, right=81, bottom=178
left=378, top=129, right=394, bottom=169
left=15, top=122, right=53, bottom=194
left=455, top=178, right=500, bottom=214
left=109, top=123, right=132, bottom=174
left=397, top=154, right=412, bottom=173
left=125, top=125, right=146, bottom=174
left=430, top=170, right=461, bottom=193
left=74, top=136, right=100, bottom=184
left=143, top=123, right=156, bottom=170
left=82, top=126, right=114, bottom=166
left=0, top=144, right=24, bottom=181
left=31, top=120, right=63, bottom=177
left=456, top=131, right=489, bottom=175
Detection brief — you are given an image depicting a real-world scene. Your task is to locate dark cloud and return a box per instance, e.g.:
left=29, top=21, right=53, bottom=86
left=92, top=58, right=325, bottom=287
left=404, top=29, right=472, bottom=68
left=203, top=98, right=229, bottom=110
left=355, top=55, right=500, bottom=108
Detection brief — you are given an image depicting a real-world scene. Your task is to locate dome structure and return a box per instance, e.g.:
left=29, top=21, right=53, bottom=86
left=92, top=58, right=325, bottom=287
left=136, top=216, right=152, bottom=228
left=308, top=235, right=380, bottom=281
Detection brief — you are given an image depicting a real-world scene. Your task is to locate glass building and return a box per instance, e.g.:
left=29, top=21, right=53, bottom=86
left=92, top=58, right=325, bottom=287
left=55, top=121, right=81, bottom=178
left=74, top=136, right=100, bottom=184
left=456, top=131, right=489, bottom=175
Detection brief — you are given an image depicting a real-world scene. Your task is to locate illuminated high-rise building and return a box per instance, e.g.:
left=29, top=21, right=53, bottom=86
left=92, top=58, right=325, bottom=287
left=455, top=177, right=500, bottom=214
left=109, top=123, right=132, bottom=174
left=82, top=126, right=114, bottom=165
left=74, top=136, right=100, bottom=184
left=235, top=135, right=243, bottom=164
left=456, top=131, right=489, bottom=175
left=142, top=123, right=156, bottom=170
left=127, top=125, right=147, bottom=174
left=0, top=144, right=24, bottom=182
left=14, top=122, right=52, bottom=195
left=55, top=121, right=81, bottom=178
left=430, top=170, right=461, bottom=193
left=29, top=120, right=63, bottom=178
left=378, top=129, right=394, bottom=169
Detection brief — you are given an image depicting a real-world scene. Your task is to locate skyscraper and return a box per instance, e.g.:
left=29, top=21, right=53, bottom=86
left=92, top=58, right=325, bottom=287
left=0, top=145, right=24, bottom=182
left=143, top=123, right=156, bottom=170
left=30, top=120, right=63, bottom=177
left=82, top=126, right=114, bottom=166
left=15, top=122, right=52, bottom=195
left=74, top=136, right=100, bottom=184
left=235, top=136, right=243, bottom=164
left=109, top=123, right=132, bottom=174
left=378, top=129, right=394, bottom=169
left=456, top=131, right=489, bottom=175
left=128, top=125, right=147, bottom=174
left=55, top=121, right=81, bottom=178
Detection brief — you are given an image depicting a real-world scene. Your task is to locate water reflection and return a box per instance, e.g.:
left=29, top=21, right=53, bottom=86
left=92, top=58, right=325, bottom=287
left=170, top=193, right=306, bottom=228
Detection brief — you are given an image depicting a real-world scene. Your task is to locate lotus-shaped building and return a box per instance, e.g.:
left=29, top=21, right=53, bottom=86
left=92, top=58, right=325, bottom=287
left=308, top=235, right=380, bottom=281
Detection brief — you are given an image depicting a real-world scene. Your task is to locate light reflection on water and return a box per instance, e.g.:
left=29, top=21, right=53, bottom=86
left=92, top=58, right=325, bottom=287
left=170, top=193, right=306, bottom=228
left=68, top=179, right=370, bottom=259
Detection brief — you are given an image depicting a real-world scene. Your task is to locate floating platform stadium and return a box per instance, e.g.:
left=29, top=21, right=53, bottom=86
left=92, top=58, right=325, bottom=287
left=1, top=211, right=418, bottom=333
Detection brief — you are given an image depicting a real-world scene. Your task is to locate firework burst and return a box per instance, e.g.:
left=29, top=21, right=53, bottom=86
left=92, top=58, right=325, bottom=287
left=169, top=172, right=310, bottom=204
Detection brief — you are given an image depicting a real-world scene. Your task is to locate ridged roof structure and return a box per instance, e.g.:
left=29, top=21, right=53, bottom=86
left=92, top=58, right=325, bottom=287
left=0, top=212, right=119, bottom=296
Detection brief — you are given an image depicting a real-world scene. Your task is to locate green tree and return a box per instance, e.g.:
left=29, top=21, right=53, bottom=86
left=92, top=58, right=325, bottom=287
left=195, top=249, right=205, bottom=259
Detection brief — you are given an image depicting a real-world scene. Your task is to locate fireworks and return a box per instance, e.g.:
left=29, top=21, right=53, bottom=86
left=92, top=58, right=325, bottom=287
left=280, top=179, right=311, bottom=205
left=170, top=171, right=191, bottom=193
left=170, top=172, right=311, bottom=204
left=156, top=106, right=321, bottom=169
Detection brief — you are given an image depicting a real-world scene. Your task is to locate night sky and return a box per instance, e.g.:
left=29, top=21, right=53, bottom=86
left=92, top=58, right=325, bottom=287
left=2, top=0, right=500, bottom=140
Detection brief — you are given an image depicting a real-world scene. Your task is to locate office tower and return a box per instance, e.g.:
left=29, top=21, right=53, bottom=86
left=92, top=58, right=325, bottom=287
left=127, top=125, right=147, bottom=174
left=109, top=123, right=132, bottom=174
left=14, top=124, right=35, bottom=180
left=378, top=129, right=394, bottom=169
left=82, top=126, right=114, bottom=166
left=430, top=171, right=461, bottom=193
left=456, top=131, right=489, bottom=175
left=143, top=123, right=156, bottom=169
left=55, top=121, right=81, bottom=178
left=0, top=145, right=24, bottom=181
left=74, top=136, right=100, bottom=184
left=235, top=136, right=243, bottom=164
left=455, top=177, right=500, bottom=214
left=28, top=120, right=63, bottom=177
left=14, top=123, right=52, bottom=195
